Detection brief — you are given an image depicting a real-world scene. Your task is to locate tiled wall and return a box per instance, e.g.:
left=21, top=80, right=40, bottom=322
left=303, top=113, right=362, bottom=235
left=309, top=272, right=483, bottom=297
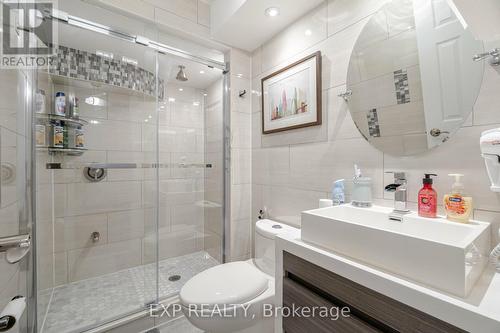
left=41, top=80, right=208, bottom=285
left=91, top=0, right=211, bottom=39
left=49, top=45, right=165, bottom=99
left=229, top=50, right=253, bottom=261
left=251, top=0, right=500, bottom=248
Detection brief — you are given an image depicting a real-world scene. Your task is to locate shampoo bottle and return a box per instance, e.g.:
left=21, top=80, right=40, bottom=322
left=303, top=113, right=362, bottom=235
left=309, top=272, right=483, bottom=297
left=444, top=174, right=473, bottom=223
left=418, top=174, right=437, bottom=218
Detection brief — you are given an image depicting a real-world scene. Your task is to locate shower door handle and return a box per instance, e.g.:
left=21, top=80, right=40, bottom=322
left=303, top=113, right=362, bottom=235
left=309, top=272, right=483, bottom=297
left=0, top=234, right=31, bottom=264
left=0, top=234, right=30, bottom=251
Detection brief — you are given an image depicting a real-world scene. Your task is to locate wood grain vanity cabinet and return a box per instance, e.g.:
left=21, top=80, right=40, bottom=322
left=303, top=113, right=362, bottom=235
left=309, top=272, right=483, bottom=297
left=282, top=252, right=467, bottom=333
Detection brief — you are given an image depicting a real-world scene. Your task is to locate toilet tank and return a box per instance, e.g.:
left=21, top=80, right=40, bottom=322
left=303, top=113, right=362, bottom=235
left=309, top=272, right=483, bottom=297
left=254, top=219, right=298, bottom=276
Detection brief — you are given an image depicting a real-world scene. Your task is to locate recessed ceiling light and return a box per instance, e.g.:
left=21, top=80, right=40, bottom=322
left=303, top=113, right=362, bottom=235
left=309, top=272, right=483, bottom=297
left=199, top=70, right=205, bottom=74
left=193, top=102, right=200, bottom=106
left=265, top=7, right=280, bottom=17
left=203, top=93, right=208, bottom=96
left=305, top=29, right=312, bottom=36
left=179, top=88, right=183, bottom=91
left=168, top=97, right=176, bottom=102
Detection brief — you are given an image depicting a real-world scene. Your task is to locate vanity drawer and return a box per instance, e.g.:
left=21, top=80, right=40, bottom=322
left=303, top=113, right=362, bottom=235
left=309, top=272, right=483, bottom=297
left=283, top=277, right=383, bottom=333
left=283, top=251, right=466, bottom=333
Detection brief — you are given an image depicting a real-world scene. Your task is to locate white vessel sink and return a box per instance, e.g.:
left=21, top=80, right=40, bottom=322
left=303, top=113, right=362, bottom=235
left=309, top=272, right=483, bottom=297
left=301, top=204, right=491, bottom=297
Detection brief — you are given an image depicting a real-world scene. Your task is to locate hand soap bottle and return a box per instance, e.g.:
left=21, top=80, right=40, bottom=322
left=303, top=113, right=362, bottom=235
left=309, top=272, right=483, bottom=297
left=331, top=179, right=345, bottom=205
left=418, top=174, right=437, bottom=218
left=444, top=174, right=473, bottom=223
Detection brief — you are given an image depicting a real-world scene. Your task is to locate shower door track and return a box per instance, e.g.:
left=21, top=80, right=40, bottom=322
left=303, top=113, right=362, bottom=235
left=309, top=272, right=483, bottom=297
left=82, top=295, right=181, bottom=333
left=48, top=9, right=227, bottom=71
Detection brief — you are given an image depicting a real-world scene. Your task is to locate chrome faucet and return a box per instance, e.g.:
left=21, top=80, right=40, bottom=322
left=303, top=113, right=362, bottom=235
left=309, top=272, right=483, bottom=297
left=385, top=172, right=410, bottom=220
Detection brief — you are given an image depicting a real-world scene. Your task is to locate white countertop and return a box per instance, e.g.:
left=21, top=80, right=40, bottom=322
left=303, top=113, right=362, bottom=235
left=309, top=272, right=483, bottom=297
left=275, top=229, right=500, bottom=333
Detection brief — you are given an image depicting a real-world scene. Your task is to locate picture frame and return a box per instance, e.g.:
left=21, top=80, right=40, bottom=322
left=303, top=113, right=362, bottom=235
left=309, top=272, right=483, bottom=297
left=261, top=51, right=322, bottom=134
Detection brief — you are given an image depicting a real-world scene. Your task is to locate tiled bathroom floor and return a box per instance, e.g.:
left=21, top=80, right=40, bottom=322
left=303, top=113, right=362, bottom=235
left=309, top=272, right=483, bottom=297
left=40, top=251, right=218, bottom=333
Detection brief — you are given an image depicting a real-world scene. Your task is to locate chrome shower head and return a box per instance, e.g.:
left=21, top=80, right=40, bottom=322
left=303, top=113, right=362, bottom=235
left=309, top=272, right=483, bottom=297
left=176, top=65, right=188, bottom=82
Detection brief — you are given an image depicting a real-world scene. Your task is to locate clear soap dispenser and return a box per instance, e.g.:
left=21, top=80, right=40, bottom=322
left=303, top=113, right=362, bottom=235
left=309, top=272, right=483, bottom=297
left=351, top=164, right=372, bottom=207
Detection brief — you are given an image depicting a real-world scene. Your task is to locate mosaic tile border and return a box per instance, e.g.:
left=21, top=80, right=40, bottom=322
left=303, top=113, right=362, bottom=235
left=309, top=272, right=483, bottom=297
left=48, top=45, right=165, bottom=99
left=394, top=69, right=410, bottom=104
left=367, top=108, right=381, bottom=138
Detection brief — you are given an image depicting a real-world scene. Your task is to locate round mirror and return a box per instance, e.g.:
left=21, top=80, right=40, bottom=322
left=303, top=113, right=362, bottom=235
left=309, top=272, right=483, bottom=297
left=346, top=0, right=484, bottom=156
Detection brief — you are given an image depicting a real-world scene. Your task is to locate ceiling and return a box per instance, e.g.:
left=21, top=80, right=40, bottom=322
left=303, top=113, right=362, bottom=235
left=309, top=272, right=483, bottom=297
left=211, top=0, right=324, bottom=52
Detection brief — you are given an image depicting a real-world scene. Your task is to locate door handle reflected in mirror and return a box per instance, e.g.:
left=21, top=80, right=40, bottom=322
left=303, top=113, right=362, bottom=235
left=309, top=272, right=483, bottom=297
left=473, top=48, right=500, bottom=66
left=429, top=128, right=450, bottom=137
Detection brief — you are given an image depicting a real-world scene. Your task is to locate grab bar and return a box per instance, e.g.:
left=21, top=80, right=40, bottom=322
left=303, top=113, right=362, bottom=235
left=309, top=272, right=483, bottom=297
left=46, top=162, right=213, bottom=170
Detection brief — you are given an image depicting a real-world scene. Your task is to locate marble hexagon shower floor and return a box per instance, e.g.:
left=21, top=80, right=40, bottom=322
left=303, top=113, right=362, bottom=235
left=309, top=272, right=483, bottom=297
left=40, top=251, right=218, bottom=333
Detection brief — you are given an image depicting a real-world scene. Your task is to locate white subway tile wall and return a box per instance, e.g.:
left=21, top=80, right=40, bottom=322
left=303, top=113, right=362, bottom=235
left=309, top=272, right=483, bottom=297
left=251, top=0, right=500, bottom=245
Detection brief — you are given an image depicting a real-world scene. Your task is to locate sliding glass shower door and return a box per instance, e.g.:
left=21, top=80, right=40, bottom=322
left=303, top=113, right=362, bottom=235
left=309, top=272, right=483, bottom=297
left=29, top=1, right=226, bottom=332
left=35, top=20, right=161, bottom=333
left=0, top=64, right=36, bottom=333
left=156, top=53, right=224, bottom=302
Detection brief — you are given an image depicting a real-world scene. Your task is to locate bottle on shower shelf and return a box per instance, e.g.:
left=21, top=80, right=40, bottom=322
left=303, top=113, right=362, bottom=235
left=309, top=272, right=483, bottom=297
left=54, top=92, right=66, bottom=116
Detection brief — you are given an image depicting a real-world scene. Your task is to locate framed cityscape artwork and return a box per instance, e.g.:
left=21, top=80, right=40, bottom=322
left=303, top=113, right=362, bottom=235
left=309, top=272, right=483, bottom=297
left=261, top=51, right=322, bottom=134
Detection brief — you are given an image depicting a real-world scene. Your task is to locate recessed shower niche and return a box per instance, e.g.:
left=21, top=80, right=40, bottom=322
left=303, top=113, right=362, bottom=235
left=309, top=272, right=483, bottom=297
left=35, top=44, right=164, bottom=158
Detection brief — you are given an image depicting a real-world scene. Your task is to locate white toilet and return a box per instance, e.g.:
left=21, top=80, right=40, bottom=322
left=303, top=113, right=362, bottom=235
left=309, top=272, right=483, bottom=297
left=179, top=219, right=297, bottom=333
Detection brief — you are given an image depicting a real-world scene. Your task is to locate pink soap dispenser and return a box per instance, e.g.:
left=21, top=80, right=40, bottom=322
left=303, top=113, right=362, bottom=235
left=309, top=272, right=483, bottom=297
left=418, top=174, right=437, bottom=218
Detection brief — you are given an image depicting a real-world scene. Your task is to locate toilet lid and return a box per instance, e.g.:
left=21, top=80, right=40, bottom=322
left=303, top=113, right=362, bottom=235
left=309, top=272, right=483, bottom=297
left=179, top=262, right=268, bottom=306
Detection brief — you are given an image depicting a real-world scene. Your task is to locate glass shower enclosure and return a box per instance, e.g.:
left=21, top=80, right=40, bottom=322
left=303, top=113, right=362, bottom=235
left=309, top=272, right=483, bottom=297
left=0, top=1, right=227, bottom=332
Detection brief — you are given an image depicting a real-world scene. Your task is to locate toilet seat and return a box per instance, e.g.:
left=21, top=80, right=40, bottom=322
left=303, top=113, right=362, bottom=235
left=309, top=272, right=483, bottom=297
left=179, top=261, right=269, bottom=308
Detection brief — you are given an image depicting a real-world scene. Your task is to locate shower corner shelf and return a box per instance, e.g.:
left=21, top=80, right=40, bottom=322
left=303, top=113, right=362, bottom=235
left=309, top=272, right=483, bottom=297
left=47, top=147, right=88, bottom=156
left=36, top=113, right=88, bottom=126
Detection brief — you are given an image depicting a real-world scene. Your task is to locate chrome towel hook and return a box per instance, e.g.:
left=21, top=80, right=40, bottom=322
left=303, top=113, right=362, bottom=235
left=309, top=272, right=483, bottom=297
left=337, top=89, right=352, bottom=101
